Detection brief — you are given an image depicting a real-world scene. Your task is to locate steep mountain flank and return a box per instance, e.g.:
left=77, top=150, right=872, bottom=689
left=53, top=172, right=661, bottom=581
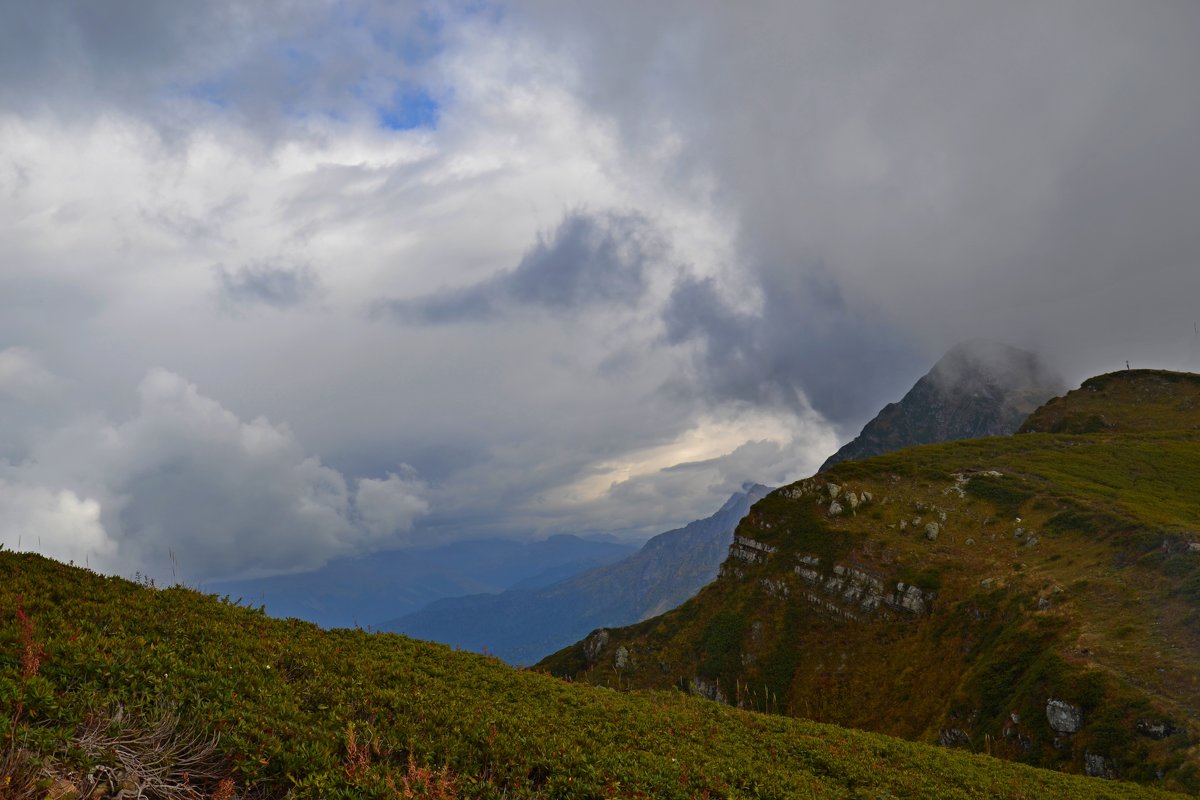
left=384, top=484, right=770, bottom=665
left=541, top=370, right=1200, bottom=792
left=821, top=339, right=1062, bottom=471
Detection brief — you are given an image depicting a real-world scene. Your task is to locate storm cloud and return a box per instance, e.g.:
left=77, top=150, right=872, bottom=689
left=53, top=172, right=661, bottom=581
left=215, top=262, right=320, bottom=311
left=513, top=0, right=1200, bottom=416
left=376, top=210, right=664, bottom=324
left=2, top=2, right=1198, bottom=582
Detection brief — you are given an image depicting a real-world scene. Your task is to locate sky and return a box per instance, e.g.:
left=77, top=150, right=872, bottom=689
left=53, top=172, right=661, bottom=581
left=2, top=1, right=1199, bottom=583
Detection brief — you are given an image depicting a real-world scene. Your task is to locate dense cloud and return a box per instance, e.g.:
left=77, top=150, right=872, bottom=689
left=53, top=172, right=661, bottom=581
left=0, top=347, right=58, bottom=401
left=377, top=210, right=664, bottom=324
left=512, top=0, right=1200, bottom=409
left=215, top=262, right=320, bottom=311
left=0, top=369, right=428, bottom=581
left=2, top=2, right=1198, bottom=581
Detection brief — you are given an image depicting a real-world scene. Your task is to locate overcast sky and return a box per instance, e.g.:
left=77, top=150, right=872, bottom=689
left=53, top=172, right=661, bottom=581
left=2, top=1, right=1199, bottom=582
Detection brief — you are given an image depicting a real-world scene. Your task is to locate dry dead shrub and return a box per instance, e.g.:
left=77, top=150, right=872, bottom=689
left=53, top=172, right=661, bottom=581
left=386, top=754, right=458, bottom=800
left=0, top=744, right=41, bottom=800
left=343, top=723, right=371, bottom=782
left=17, top=706, right=241, bottom=800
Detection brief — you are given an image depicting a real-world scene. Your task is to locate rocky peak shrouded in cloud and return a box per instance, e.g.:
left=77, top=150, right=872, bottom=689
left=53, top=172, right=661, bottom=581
left=926, top=339, right=1061, bottom=400
left=820, top=340, right=1064, bottom=471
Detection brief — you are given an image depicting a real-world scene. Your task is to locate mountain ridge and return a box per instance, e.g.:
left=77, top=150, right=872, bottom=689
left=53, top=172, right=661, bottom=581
left=540, top=369, right=1200, bottom=791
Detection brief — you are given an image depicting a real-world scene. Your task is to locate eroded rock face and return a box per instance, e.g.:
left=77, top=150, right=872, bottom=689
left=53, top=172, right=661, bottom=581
left=1136, top=720, right=1179, bottom=740
left=614, top=646, right=630, bottom=670
left=939, top=728, right=971, bottom=748
left=1085, top=751, right=1115, bottom=779
left=892, top=583, right=933, bottom=614
left=791, top=555, right=936, bottom=619
left=691, top=676, right=725, bottom=703
left=1046, top=699, right=1083, bottom=734
left=583, top=629, right=610, bottom=663
left=730, top=535, right=777, bottom=564
left=760, top=577, right=790, bottom=598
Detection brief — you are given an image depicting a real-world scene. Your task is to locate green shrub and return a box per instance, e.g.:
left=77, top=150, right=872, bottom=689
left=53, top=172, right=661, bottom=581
left=965, top=476, right=1034, bottom=516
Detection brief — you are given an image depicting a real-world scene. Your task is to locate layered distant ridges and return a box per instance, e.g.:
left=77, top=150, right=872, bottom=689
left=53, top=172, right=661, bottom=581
left=384, top=483, right=771, bottom=665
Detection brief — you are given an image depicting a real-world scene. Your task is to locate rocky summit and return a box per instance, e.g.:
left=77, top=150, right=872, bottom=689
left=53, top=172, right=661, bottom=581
left=541, top=369, right=1200, bottom=793
left=821, top=339, right=1062, bottom=471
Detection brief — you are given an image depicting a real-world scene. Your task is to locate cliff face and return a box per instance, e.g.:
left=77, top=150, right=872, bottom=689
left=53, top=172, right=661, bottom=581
left=821, top=340, right=1061, bottom=471
left=540, top=371, right=1200, bottom=791
left=383, top=484, right=771, bottom=665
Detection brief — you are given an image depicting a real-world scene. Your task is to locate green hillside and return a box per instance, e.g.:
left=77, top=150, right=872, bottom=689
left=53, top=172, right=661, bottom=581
left=541, top=370, right=1200, bottom=794
left=1019, top=369, right=1200, bottom=434
left=0, top=552, right=1185, bottom=799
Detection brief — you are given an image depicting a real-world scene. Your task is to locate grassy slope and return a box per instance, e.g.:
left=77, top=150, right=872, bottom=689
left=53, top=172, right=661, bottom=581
left=1019, top=369, right=1200, bottom=434
left=0, top=552, right=1186, bottom=799
left=540, top=372, right=1200, bottom=794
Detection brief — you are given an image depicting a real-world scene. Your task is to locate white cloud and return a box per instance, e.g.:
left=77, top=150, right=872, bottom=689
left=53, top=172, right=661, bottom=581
left=0, top=3, right=868, bottom=579
left=0, top=481, right=113, bottom=566
left=2, top=370, right=429, bottom=582
left=355, top=470, right=429, bottom=538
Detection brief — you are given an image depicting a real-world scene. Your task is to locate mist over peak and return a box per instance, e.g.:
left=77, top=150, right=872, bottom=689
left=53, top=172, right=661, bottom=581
left=821, top=340, right=1062, bottom=471
left=929, top=339, right=1064, bottom=398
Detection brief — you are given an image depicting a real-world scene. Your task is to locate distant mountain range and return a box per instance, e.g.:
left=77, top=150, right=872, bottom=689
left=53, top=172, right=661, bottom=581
left=383, top=483, right=772, bottom=665
left=204, top=533, right=636, bottom=629
left=821, top=339, right=1062, bottom=471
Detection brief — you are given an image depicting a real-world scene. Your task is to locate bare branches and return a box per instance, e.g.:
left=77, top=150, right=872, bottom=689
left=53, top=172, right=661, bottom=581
left=4, top=706, right=239, bottom=800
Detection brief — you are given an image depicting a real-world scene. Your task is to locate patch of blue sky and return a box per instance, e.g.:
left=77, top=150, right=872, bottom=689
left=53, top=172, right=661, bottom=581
left=378, top=85, right=440, bottom=130
left=182, top=77, right=232, bottom=109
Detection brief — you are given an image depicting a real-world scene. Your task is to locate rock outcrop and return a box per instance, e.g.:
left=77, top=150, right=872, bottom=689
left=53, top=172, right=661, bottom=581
left=1046, top=699, right=1083, bottom=734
